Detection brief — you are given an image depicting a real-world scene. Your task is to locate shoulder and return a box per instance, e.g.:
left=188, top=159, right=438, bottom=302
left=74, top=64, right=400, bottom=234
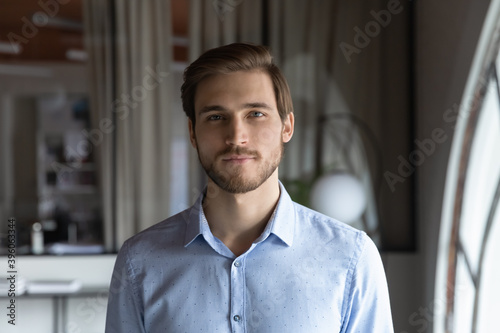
left=292, top=201, right=369, bottom=249
left=110, top=208, right=196, bottom=291
left=290, top=201, right=382, bottom=278
left=119, top=208, right=192, bottom=257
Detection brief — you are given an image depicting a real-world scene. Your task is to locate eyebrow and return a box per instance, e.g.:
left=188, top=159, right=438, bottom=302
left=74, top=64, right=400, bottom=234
left=198, top=102, right=274, bottom=115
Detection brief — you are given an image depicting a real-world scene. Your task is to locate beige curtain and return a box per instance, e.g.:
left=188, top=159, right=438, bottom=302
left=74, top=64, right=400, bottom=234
left=84, top=0, right=174, bottom=250
left=114, top=0, right=173, bottom=248
left=84, top=0, right=115, bottom=251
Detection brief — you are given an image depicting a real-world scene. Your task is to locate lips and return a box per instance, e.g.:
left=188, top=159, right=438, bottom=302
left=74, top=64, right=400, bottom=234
left=218, top=147, right=259, bottom=164
left=221, top=155, right=256, bottom=164
left=222, top=155, right=255, bottom=161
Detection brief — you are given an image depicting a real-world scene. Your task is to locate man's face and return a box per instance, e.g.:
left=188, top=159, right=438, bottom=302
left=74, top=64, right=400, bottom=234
left=189, top=70, right=294, bottom=194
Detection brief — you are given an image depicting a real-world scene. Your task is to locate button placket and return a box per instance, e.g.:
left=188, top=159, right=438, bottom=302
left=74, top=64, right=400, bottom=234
left=230, top=257, right=245, bottom=332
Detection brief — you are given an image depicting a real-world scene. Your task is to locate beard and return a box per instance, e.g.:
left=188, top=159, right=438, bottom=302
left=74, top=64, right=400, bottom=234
left=196, top=142, right=284, bottom=194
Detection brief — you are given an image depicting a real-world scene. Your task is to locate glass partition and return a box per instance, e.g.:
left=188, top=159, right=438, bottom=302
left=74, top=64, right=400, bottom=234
left=0, top=1, right=103, bottom=254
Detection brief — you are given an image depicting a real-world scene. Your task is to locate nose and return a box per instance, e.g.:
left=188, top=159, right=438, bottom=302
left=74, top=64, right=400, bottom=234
left=225, top=118, right=248, bottom=146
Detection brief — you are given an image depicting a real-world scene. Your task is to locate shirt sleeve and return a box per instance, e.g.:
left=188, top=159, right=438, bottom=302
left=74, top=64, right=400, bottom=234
left=341, top=234, right=394, bottom=333
left=105, top=241, right=146, bottom=333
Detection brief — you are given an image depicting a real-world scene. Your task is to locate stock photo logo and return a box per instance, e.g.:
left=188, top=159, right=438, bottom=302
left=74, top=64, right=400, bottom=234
left=6, top=0, right=72, bottom=53
left=339, top=0, right=405, bottom=64
left=384, top=72, right=491, bottom=193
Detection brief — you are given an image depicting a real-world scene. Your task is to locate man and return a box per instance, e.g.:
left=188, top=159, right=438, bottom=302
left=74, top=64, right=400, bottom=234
left=105, top=43, right=394, bottom=332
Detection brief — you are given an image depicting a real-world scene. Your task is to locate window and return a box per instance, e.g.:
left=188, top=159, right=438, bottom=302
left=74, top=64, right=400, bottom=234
left=435, top=2, right=500, bottom=332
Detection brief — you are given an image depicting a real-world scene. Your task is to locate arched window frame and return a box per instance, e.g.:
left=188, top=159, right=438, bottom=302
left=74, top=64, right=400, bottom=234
left=435, top=2, right=500, bottom=332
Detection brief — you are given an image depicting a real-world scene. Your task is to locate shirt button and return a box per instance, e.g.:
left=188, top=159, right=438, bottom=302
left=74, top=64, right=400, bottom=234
left=234, top=261, right=241, bottom=267
left=233, top=315, right=241, bottom=322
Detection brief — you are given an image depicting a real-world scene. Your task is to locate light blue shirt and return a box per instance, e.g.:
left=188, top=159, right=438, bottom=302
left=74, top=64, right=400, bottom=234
left=105, top=183, right=393, bottom=332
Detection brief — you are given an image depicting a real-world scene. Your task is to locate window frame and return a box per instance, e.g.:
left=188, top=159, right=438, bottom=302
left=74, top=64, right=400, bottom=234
left=435, top=2, right=500, bottom=332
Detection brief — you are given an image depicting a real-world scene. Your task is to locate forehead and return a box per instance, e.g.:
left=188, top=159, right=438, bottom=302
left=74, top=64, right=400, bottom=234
left=194, top=70, right=277, bottom=113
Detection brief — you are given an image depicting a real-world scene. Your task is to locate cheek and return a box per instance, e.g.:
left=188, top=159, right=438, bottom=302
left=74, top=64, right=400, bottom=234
left=255, top=125, right=282, bottom=146
left=195, top=132, right=221, bottom=157
left=195, top=129, right=216, bottom=145
left=196, top=138, right=213, bottom=153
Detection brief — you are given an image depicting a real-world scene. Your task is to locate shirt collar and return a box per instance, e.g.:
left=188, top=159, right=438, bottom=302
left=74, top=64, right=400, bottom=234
left=183, top=181, right=296, bottom=248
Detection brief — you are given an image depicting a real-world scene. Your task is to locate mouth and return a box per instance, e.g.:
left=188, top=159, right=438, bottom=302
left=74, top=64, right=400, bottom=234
left=221, top=155, right=256, bottom=164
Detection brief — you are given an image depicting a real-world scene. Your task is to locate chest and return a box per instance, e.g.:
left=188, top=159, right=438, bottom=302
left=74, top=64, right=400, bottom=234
left=137, top=243, right=348, bottom=332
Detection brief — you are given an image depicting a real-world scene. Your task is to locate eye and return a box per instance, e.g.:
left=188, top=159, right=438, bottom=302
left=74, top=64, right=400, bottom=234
left=207, top=114, right=223, bottom=121
left=250, top=111, right=264, bottom=118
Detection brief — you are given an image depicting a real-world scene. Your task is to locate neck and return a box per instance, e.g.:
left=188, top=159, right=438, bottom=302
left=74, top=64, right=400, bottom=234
left=202, top=171, right=281, bottom=256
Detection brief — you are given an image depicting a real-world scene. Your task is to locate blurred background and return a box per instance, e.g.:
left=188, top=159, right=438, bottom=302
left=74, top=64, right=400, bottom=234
left=0, top=0, right=499, bottom=332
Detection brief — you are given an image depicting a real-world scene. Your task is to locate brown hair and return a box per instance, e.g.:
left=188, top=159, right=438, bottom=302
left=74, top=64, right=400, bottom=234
left=181, top=43, right=293, bottom=126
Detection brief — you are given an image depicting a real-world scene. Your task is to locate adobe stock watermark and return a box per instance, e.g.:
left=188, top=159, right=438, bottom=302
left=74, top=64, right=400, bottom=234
left=212, top=0, right=244, bottom=21
left=400, top=281, right=466, bottom=333
left=384, top=73, right=495, bottom=192
left=50, top=64, right=169, bottom=182
left=65, top=290, right=108, bottom=333
left=7, top=0, right=72, bottom=52
left=339, top=0, right=404, bottom=64
left=384, top=126, right=450, bottom=192
left=64, top=265, right=131, bottom=333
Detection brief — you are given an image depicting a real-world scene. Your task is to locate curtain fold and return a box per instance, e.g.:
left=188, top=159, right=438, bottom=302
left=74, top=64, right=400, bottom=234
left=83, top=0, right=115, bottom=251
left=114, top=0, right=173, bottom=247
left=84, top=0, right=174, bottom=250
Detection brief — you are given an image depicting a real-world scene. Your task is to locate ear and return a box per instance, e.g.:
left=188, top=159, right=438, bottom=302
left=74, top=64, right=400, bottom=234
left=282, top=112, right=294, bottom=143
left=188, top=118, right=197, bottom=148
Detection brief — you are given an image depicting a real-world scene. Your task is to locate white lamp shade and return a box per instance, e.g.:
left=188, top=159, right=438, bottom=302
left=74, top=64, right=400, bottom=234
left=310, top=172, right=367, bottom=224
